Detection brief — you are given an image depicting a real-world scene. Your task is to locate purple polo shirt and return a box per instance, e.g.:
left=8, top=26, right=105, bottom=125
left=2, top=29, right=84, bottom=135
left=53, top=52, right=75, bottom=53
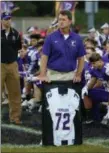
left=43, top=30, right=85, bottom=72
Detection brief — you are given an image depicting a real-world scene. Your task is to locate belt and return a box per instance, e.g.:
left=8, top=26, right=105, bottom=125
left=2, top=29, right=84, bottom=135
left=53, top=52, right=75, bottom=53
left=2, top=61, right=15, bottom=64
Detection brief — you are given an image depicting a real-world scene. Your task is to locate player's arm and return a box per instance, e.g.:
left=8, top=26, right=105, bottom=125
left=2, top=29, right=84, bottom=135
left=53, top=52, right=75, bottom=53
left=87, top=77, right=97, bottom=89
left=93, top=79, right=102, bottom=88
left=82, top=77, right=97, bottom=99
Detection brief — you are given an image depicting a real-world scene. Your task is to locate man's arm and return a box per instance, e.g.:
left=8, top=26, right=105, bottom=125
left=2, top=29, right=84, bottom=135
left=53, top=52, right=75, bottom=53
left=76, top=56, right=84, bottom=76
left=37, top=35, right=51, bottom=82
left=40, top=54, right=48, bottom=76
left=73, top=56, right=84, bottom=83
left=73, top=36, right=86, bottom=83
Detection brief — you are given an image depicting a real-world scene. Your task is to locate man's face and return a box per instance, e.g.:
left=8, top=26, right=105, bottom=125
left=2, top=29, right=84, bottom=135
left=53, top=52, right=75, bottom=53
left=85, top=41, right=95, bottom=48
left=2, top=18, right=11, bottom=28
left=86, top=49, right=94, bottom=60
left=89, top=32, right=96, bottom=39
left=91, top=60, right=102, bottom=69
left=30, top=38, right=37, bottom=46
left=58, top=14, right=72, bottom=29
left=103, top=28, right=109, bottom=35
left=106, top=43, right=109, bottom=53
left=19, top=49, right=27, bottom=59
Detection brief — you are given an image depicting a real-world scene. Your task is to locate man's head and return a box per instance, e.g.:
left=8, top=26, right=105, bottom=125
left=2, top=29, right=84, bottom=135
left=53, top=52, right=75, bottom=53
left=84, top=38, right=97, bottom=49
left=30, top=34, right=41, bottom=47
left=88, top=28, right=96, bottom=39
left=85, top=47, right=95, bottom=60
left=101, top=23, right=109, bottom=35
left=89, top=53, right=103, bottom=69
left=58, top=10, right=72, bottom=30
left=1, top=12, right=12, bottom=28
left=106, top=40, right=109, bottom=53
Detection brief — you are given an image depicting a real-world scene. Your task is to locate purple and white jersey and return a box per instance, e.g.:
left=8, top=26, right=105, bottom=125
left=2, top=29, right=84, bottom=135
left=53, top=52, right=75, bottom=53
left=17, top=54, right=29, bottom=78
left=27, top=46, right=40, bottom=74
left=82, top=60, right=92, bottom=86
left=1, top=1, right=15, bottom=13
left=61, top=1, right=76, bottom=11
left=90, top=62, right=109, bottom=91
left=17, top=57, right=24, bottom=72
left=46, top=88, right=79, bottom=146
left=102, top=53, right=109, bottom=63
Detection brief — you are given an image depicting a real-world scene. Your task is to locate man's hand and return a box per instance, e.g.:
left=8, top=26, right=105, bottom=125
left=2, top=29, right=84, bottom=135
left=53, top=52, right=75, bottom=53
left=73, top=72, right=81, bottom=83
left=37, top=75, right=50, bottom=83
left=81, top=86, right=88, bottom=99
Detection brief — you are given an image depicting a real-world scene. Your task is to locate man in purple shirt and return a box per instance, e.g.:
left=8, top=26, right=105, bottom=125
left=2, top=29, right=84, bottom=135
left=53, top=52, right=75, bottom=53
left=37, top=11, right=85, bottom=146
left=38, top=10, right=85, bottom=83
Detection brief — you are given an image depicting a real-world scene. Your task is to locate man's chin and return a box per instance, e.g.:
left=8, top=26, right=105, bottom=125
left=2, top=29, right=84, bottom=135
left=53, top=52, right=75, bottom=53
left=60, top=26, right=65, bottom=29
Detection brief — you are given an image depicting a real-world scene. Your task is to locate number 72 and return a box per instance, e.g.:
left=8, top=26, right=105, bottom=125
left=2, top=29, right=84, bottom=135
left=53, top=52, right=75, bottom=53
left=55, top=112, right=70, bottom=130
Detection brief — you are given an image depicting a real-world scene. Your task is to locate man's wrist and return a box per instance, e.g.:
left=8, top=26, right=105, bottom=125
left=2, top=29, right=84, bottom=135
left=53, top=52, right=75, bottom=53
left=75, top=71, right=82, bottom=76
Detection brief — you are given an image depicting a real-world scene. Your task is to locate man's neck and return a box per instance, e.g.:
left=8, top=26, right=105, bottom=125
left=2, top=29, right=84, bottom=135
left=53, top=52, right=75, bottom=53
left=60, top=27, right=70, bottom=35
left=2, top=25, right=11, bottom=32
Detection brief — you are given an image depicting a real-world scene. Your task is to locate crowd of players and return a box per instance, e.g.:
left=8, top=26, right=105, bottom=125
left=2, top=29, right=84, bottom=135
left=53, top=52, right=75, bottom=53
left=2, top=21, right=109, bottom=126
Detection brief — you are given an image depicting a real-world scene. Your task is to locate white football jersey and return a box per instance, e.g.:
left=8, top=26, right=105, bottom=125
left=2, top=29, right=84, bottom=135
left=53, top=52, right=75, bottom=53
left=46, top=88, right=80, bottom=146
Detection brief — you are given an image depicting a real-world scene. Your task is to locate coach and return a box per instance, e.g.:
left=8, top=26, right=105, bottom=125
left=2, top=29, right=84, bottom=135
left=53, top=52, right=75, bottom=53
left=38, top=10, right=85, bottom=83
left=1, top=12, right=22, bottom=125
left=37, top=10, right=86, bottom=146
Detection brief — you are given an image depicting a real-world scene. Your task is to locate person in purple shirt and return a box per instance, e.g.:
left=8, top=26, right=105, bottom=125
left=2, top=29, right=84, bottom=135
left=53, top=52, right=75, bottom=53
left=82, top=53, right=109, bottom=125
left=82, top=47, right=102, bottom=123
left=82, top=47, right=95, bottom=86
left=37, top=10, right=85, bottom=83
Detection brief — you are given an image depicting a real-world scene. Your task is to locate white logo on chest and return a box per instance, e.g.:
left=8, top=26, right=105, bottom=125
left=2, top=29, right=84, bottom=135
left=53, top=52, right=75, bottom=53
left=71, top=40, right=76, bottom=47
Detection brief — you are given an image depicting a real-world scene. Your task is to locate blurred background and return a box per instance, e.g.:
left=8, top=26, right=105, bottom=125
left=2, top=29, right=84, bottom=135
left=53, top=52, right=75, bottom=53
left=10, top=1, right=109, bottom=33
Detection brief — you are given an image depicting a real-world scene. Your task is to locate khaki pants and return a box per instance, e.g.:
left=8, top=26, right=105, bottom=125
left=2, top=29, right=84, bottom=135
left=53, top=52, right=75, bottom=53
left=1, top=62, right=21, bottom=122
left=47, top=69, right=76, bottom=81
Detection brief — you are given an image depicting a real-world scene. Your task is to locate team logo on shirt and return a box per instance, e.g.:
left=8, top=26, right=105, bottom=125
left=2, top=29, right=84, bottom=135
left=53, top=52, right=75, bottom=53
left=54, top=40, right=58, bottom=43
left=71, top=40, right=76, bottom=47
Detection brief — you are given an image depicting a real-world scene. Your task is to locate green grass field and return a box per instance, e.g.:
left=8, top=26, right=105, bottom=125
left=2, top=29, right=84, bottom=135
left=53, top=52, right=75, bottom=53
left=2, top=138, right=109, bottom=153
left=2, top=105, right=109, bottom=153
left=1, top=142, right=109, bottom=153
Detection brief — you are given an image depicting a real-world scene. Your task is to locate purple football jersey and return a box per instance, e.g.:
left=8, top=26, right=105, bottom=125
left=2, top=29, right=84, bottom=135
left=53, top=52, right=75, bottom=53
left=90, top=62, right=109, bottom=91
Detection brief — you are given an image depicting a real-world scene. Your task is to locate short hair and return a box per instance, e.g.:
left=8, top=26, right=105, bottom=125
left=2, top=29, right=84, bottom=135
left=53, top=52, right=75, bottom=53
left=89, top=53, right=102, bottom=63
left=85, top=38, right=97, bottom=47
left=59, top=10, right=72, bottom=20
